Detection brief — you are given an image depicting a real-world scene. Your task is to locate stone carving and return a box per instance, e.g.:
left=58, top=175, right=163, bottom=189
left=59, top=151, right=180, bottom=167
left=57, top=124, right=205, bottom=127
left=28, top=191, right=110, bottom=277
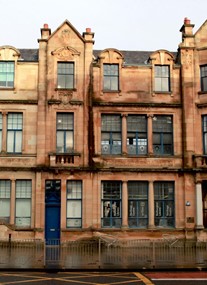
left=58, top=90, right=73, bottom=105
left=61, top=29, right=70, bottom=43
left=51, top=46, right=80, bottom=60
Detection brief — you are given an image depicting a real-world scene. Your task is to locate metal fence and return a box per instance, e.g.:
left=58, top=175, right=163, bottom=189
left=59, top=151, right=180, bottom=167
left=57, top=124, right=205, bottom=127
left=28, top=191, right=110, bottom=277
left=0, top=238, right=207, bottom=269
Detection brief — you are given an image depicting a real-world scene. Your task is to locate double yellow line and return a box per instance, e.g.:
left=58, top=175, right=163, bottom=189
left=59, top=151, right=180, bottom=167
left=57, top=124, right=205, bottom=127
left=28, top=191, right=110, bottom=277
left=134, top=272, right=154, bottom=285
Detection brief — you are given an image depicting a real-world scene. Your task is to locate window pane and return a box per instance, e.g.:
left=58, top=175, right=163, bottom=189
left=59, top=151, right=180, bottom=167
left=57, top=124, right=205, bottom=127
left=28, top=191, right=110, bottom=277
left=7, top=131, right=14, bottom=152
left=15, top=131, right=22, bottom=152
left=0, top=180, right=11, bottom=221
left=0, top=199, right=10, bottom=218
left=16, top=180, right=32, bottom=198
left=7, top=113, right=23, bottom=153
left=15, top=180, right=31, bottom=227
left=15, top=217, right=31, bottom=227
left=67, top=181, right=82, bottom=199
left=0, top=114, right=2, bottom=151
left=66, top=181, right=82, bottom=228
left=154, top=182, right=174, bottom=227
left=67, top=201, right=81, bottom=217
left=65, top=131, right=73, bottom=151
left=101, top=181, right=122, bottom=228
left=201, top=65, right=207, bottom=92
left=0, top=62, right=14, bottom=88
left=7, top=113, right=23, bottom=130
left=153, top=116, right=173, bottom=155
left=16, top=199, right=31, bottom=216
left=103, top=64, right=119, bottom=91
left=101, top=115, right=122, bottom=155
left=56, top=131, right=64, bottom=153
left=56, top=113, right=74, bottom=153
left=57, top=62, right=74, bottom=89
left=154, top=65, right=170, bottom=92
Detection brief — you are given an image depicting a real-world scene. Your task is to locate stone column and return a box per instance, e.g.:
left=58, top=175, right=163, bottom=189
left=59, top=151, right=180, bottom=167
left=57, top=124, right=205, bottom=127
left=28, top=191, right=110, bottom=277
left=148, top=181, right=154, bottom=228
left=10, top=179, right=15, bottom=225
left=2, top=111, right=7, bottom=152
left=147, top=114, right=153, bottom=155
left=195, top=182, right=204, bottom=229
left=61, top=179, right=67, bottom=229
left=121, top=114, right=127, bottom=154
left=35, top=172, right=43, bottom=230
left=122, top=181, right=128, bottom=228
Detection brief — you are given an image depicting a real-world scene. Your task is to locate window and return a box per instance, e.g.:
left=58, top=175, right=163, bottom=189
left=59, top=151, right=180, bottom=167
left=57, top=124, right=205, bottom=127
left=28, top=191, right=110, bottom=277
left=154, top=65, right=170, bottom=92
left=0, top=180, right=11, bottom=223
left=101, top=114, right=122, bottom=154
left=128, top=181, right=148, bottom=228
left=101, top=181, right=122, bottom=228
left=202, top=115, right=207, bottom=154
left=0, top=61, right=14, bottom=88
left=201, top=65, right=207, bottom=92
left=0, top=113, right=2, bottom=152
left=103, top=64, right=119, bottom=91
left=57, top=62, right=74, bottom=89
left=56, top=113, right=74, bottom=153
left=127, top=115, right=147, bottom=155
left=154, top=181, right=174, bottom=227
left=153, top=115, right=173, bottom=155
left=66, top=181, right=82, bottom=228
left=7, top=113, right=23, bottom=153
left=15, top=180, right=32, bottom=227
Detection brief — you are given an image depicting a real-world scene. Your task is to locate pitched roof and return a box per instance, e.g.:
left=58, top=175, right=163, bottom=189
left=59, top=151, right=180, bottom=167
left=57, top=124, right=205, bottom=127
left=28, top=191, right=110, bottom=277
left=18, top=49, right=177, bottom=65
left=19, top=49, right=39, bottom=61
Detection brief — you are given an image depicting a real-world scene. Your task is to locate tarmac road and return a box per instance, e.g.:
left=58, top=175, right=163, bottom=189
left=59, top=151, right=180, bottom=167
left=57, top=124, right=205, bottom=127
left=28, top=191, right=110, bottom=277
left=0, top=271, right=207, bottom=285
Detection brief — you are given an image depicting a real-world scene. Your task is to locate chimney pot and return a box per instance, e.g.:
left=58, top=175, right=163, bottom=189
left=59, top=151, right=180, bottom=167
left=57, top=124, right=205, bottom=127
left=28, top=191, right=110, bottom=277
left=44, top=23, right=49, bottom=29
left=184, top=17, right=190, bottom=25
left=86, top=28, right=91, bottom=33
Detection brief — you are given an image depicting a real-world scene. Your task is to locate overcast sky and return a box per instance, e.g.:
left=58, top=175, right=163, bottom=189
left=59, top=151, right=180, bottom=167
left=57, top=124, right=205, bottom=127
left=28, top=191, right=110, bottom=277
left=1, top=0, right=207, bottom=52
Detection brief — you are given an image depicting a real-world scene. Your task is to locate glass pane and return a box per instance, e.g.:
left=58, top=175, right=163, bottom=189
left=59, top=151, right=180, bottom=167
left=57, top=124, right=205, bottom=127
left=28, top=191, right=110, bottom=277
left=56, top=131, right=64, bottom=153
left=128, top=201, right=137, bottom=217
left=203, top=78, right=207, bottom=91
left=138, top=201, right=147, bottom=217
left=111, top=77, right=118, bottom=90
left=165, top=201, right=174, bottom=217
left=103, top=77, right=110, bottom=90
left=65, top=75, right=73, bottom=88
left=155, top=78, right=161, bottom=91
left=15, top=217, right=30, bottom=227
left=0, top=130, right=2, bottom=151
left=67, top=201, right=81, bottom=218
left=102, top=182, right=121, bottom=199
left=65, top=131, right=73, bottom=151
left=7, top=131, right=14, bottom=152
left=16, top=199, right=31, bottom=216
left=16, top=180, right=32, bottom=198
left=102, top=115, right=121, bottom=131
left=67, top=219, right=81, bottom=227
left=161, top=78, right=169, bottom=91
left=67, top=181, right=82, bottom=199
left=57, top=75, right=65, bottom=88
left=155, top=201, right=162, bottom=217
left=7, top=113, right=22, bottom=130
left=0, top=199, right=10, bottom=216
left=57, top=113, right=73, bottom=130
left=15, top=131, right=22, bottom=152
left=58, top=63, right=74, bottom=89
left=204, top=133, right=207, bottom=154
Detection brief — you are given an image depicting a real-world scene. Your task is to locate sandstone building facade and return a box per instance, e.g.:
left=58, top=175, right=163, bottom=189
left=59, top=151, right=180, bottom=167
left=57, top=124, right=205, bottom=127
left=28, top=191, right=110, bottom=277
left=0, top=18, right=207, bottom=241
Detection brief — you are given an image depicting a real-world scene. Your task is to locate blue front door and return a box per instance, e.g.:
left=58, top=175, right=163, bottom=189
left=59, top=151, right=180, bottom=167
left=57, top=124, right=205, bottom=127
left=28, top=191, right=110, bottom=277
left=45, top=180, right=61, bottom=242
